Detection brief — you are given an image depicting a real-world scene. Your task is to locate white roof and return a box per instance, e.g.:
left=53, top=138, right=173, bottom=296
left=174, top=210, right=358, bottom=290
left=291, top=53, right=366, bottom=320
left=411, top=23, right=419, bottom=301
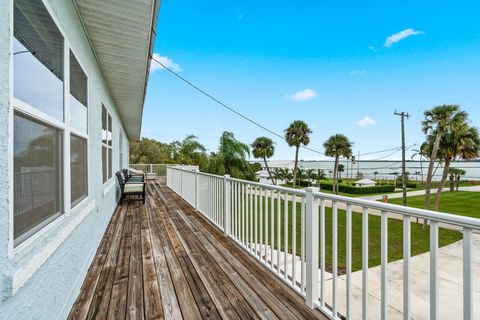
left=355, top=179, right=377, bottom=184
left=73, top=0, right=159, bottom=139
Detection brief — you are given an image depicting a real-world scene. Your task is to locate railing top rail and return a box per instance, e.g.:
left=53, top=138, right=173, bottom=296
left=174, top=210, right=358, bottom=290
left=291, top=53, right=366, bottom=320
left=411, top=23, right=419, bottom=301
left=227, top=177, right=307, bottom=195
left=314, top=190, right=480, bottom=229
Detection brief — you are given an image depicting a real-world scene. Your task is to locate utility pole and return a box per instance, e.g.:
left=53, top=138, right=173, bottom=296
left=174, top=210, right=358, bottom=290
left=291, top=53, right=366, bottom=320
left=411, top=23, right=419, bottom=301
left=394, top=110, right=410, bottom=206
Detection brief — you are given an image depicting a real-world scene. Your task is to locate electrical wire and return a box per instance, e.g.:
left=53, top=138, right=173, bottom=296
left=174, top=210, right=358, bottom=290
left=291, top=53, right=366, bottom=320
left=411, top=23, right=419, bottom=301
left=150, top=57, right=431, bottom=162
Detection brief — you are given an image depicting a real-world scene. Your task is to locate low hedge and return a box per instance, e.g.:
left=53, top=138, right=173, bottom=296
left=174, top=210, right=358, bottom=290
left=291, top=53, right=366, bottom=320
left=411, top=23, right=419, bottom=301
left=319, top=183, right=396, bottom=194
left=395, top=181, right=417, bottom=188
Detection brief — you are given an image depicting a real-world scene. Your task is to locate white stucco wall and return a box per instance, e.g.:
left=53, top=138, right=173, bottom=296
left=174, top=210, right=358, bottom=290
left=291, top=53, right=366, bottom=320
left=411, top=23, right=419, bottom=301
left=0, top=0, right=132, bottom=318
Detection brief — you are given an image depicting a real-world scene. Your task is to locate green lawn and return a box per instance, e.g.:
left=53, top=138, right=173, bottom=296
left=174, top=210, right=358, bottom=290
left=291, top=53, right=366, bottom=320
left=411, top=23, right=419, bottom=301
left=388, top=191, right=480, bottom=219
left=232, top=194, right=462, bottom=272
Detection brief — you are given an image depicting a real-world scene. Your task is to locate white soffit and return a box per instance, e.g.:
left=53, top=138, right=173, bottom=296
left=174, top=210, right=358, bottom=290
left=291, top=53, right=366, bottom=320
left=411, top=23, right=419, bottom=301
left=73, top=0, right=159, bottom=139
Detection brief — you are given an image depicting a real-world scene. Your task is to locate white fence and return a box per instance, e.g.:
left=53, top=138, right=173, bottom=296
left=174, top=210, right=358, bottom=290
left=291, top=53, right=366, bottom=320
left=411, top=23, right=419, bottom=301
left=167, top=166, right=480, bottom=320
left=130, top=164, right=198, bottom=177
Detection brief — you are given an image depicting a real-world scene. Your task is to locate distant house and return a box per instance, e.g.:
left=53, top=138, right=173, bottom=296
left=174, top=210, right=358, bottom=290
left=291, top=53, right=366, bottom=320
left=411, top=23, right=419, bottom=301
left=354, top=178, right=377, bottom=187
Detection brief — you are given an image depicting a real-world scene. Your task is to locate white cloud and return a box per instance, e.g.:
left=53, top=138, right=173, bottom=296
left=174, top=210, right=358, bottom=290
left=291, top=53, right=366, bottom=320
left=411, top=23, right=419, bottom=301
left=368, top=45, right=378, bottom=52
left=285, top=88, right=317, bottom=101
left=356, top=116, right=377, bottom=127
left=384, top=28, right=423, bottom=47
left=350, top=70, right=367, bottom=75
left=150, top=53, right=183, bottom=72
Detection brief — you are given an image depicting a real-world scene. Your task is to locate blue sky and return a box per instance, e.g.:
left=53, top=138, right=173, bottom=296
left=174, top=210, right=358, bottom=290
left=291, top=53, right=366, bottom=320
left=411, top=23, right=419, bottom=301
left=142, top=0, right=480, bottom=160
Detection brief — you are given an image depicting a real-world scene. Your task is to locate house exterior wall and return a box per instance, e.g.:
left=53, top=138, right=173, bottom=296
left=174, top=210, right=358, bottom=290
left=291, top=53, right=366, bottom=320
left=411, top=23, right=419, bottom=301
left=0, top=0, right=132, bottom=318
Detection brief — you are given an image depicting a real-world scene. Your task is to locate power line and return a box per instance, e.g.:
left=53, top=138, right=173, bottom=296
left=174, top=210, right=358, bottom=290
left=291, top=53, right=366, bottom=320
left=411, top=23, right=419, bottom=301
left=151, top=57, right=419, bottom=160
left=151, top=56, right=329, bottom=155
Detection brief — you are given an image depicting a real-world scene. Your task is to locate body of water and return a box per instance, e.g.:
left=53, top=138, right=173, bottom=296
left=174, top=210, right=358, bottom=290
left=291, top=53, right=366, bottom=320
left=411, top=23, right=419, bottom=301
left=264, top=160, right=480, bottom=181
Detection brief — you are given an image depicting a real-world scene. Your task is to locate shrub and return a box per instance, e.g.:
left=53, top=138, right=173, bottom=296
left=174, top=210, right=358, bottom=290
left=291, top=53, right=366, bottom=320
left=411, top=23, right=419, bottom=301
left=395, top=181, right=417, bottom=188
left=319, top=182, right=395, bottom=194
left=298, top=180, right=312, bottom=187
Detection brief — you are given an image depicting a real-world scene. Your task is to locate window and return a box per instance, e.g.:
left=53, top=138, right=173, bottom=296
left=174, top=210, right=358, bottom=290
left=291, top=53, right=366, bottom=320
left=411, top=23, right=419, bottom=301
left=102, top=105, right=113, bottom=183
left=71, top=135, right=88, bottom=206
left=119, top=131, right=123, bottom=170
left=13, top=112, right=64, bottom=246
left=13, top=0, right=64, bottom=121
left=70, top=51, right=88, bottom=134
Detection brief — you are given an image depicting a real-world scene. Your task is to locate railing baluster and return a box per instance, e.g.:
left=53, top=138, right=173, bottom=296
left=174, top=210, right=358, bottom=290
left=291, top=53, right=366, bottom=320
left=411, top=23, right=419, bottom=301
left=241, top=183, right=245, bottom=244
left=346, top=204, right=352, bottom=320
left=284, top=192, right=288, bottom=280
left=292, top=194, right=297, bottom=288
left=362, top=206, right=369, bottom=320
left=430, top=221, right=439, bottom=320
left=235, top=182, right=240, bottom=241
left=332, top=201, right=338, bottom=317
left=381, top=210, right=388, bottom=320
left=301, top=197, right=306, bottom=293
left=277, top=191, right=281, bottom=273
left=254, top=186, right=258, bottom=256
left=270, top=189, right=274, bottom=269
left=305, top=188, right=319, bottom=308
left=463, top=227, right=473, bottom=320
left=320, top=198, right=326, bottom=307
left=249, top=185, right=253, bottom=251
left=263, top=187, right=267, bottom=265
left=403, top=215, right=410, bottom=320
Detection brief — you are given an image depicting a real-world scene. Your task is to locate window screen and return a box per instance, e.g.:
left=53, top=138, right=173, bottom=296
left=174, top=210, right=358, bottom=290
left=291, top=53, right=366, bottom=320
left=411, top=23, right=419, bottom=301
left=71, top=135, right=88, bottom=206
left=70, top=51, right=88, bottom=134
left=14, top=112, right=63, bottom=245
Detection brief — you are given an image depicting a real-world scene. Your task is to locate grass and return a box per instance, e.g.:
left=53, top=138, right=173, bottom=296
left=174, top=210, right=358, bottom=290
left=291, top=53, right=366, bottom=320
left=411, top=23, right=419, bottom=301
left=232, top=193, right=462, bottom=272
left=388, top=191, right=480, bottom=219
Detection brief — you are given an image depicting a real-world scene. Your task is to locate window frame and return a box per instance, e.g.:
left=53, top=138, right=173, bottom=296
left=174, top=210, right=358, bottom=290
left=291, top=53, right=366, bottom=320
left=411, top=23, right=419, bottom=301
left=69, top=50, right=89, bottom=137
left=102, top=104, right=113, bottom=185
left=9, top=0, right=91, bottom=255
left=119, top=130, right=124, bottom=170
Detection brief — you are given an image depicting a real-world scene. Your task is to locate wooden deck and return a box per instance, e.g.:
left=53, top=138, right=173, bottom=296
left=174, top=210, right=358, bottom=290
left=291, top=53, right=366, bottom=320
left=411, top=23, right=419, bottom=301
left=68, top=180, right=326, bottom=320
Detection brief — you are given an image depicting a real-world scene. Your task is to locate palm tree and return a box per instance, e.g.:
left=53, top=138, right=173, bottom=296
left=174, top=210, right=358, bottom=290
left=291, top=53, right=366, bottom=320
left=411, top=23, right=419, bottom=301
left=251, top=137, right=276, bottom=184
left=208, top=131, right=253, bottom=180
left=306, top=168, right=317, bottom=183
left=317, top=169, right=327, bottom=180
left=337, top=164, right=345, bottom=178
left=374, top=171, right=379, bottom=180
left=411, top=148, right=425, bottom=187
left=422, top=105, right=468, bottom=210
left=430, top=124, right=479, bottom=210
left=272, top=167, right=282, bottom=183
left=324, top=134, right=353, bottom=194
left=455, top=169, right=466, bottom=191
left=284, top=120, right=312, bottom=187
left=448, top=167, right=459, bottom=192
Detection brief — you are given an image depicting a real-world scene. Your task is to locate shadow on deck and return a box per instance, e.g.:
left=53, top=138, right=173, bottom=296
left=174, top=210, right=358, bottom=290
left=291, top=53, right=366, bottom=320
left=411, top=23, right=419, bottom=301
left=68, top=180, right=325, bottom=319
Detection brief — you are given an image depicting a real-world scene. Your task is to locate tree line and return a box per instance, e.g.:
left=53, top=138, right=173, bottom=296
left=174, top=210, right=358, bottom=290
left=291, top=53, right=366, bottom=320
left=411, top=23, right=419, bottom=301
left=130, top=104, right=479, bottom=212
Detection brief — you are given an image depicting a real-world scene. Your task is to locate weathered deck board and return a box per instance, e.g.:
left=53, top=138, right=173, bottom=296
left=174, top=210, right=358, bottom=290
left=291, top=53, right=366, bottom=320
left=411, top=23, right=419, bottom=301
left=68, top=180, right=326, bottom=320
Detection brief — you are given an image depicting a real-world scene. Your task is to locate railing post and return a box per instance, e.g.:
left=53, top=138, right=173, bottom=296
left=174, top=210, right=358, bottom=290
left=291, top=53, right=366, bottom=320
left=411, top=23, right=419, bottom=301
left=194, top=169, right=199, bottom=210
left=150, top=163, right=153, bottom=174
left=305, top=187, right=320, bottom=308
left=223, top=175, right=230, bottom=236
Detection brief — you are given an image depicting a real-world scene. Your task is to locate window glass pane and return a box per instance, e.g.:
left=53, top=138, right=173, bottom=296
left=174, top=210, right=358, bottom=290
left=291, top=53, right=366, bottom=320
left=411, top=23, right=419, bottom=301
left=102, top=105, right=107, bottom=144
left=102, top=146, right=107, bottom=183
left=71, top=135, right=87, bottom=206
left=107, top=114, right=112, bottom=146
left=13, top=0, right=64, bottom=121
left=119, top=132, right=123, bottom=169
left=14, top=112, right=63, bottom=246
left=108, top=148, right=113, bottom=179
left=70, top=52, right=87, bottom=134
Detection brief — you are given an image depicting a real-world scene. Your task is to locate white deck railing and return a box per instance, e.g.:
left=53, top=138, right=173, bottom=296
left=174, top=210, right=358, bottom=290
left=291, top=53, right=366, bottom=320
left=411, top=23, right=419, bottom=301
left=167, top=166, right=480, bottom=320
left=130, top=164, right=198, bottom=176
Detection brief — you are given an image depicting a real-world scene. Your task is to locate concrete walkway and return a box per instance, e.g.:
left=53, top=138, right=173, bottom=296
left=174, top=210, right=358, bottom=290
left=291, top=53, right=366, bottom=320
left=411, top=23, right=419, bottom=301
left=258, top=234, right=480, bottom=319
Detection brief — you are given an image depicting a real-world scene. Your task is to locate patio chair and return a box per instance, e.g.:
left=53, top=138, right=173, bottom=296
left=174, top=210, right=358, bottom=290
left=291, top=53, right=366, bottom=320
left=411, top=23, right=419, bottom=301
left=122, top=169, right=144, bottom=183
left=116, top=171, right=146, bottom=204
